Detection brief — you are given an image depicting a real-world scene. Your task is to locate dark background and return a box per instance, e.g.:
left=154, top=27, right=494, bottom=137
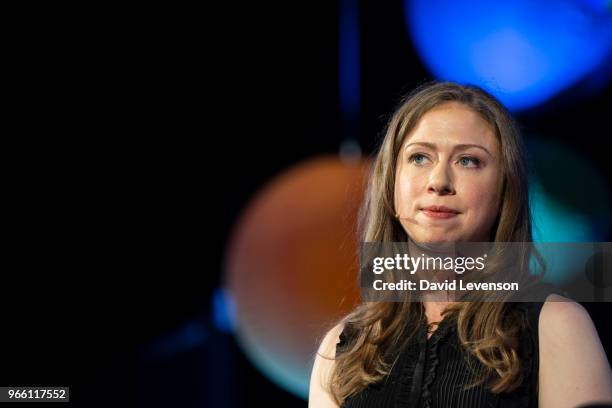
left=2, top=1, right=610, bottom=407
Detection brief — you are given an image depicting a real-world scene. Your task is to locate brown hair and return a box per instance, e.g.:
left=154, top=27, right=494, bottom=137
left=324, top=81, right=544, bottom=405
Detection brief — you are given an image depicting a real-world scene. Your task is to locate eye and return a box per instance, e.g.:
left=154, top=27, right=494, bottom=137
left=458, top=156, right=481, bottom=168
left=408, top=153, right=430, bottom=165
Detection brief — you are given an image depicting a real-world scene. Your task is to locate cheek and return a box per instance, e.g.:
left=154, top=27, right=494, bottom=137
left=396, top=172, right=427, bottom=204
left=460, top=176, right=501, bottom=217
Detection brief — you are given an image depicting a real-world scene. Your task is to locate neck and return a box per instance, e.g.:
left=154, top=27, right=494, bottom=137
left=422, top=298, right=457, bottom=324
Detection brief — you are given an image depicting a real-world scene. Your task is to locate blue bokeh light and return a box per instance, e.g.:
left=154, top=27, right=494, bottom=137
left=405, top=0, right=612, bottom=111
left=212, top=287, right=236, bottom=333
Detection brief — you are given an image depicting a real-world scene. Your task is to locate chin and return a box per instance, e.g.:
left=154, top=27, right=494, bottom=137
left=412, top=234, right=456, bottom=245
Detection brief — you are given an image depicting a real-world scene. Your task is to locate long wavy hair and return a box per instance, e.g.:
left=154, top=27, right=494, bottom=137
left=326, top=81, right=545, bottom=406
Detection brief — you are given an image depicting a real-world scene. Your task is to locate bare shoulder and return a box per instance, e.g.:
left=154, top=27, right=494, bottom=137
left=539, top=293, right=600, bottom=357
left=539, top=293, right=591, bottom=332
left=538, top=294, right=612, bottom=407
left=318, top=322, right=346, bottom=359
left=308, top=322, right=345, bottom=408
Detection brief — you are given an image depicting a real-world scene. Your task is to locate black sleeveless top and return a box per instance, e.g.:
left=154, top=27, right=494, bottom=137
left=336, top=285, right=562, bottom=408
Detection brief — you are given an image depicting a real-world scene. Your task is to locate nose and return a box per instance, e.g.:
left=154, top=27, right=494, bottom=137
left=427, top=163, right=455, bottom=195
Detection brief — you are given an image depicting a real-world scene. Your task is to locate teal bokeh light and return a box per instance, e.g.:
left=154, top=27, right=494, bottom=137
left=528, top=139, right=611, bottom=283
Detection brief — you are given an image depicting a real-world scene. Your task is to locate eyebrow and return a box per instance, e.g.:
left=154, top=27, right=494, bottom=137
left=404, top=142, right=493, bottom=158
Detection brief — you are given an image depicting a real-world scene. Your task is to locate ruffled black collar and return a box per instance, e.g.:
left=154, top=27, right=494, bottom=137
left=395, top=313, right=456, bottom=408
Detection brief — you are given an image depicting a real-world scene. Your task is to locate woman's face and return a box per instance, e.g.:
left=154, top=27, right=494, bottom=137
left=395, top=102, right=502, bottom=244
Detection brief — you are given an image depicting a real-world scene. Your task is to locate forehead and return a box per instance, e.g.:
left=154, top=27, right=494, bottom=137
left=403, top=102, right=498, bottom=150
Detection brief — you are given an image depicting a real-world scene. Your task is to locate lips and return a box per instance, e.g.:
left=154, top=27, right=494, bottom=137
left=421, top=205, right=460, bottom=214
left=420, top=205, right=460, bottom=219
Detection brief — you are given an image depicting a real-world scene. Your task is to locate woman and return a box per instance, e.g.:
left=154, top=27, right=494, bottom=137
left=308, top=81, right=612, bottom=407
